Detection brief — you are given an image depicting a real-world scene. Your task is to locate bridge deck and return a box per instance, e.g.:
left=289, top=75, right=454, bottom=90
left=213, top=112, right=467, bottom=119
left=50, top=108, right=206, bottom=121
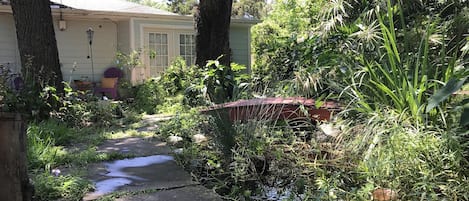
left=202, top=97, right=341, bottom=122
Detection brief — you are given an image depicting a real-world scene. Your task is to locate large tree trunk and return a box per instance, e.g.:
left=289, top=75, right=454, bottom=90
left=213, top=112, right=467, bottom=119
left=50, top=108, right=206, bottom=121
left=195, top=0, right=233, bottom=103
left=10, top=0, right=63, bottom=94
left=195, top=0, right=233, bottom=67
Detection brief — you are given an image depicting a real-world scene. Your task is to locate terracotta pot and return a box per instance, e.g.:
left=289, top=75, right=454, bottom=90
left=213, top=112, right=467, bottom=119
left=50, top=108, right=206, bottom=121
left=372, top=188, right=397, bottom=201
left=0, top=113, right=32, bottom=201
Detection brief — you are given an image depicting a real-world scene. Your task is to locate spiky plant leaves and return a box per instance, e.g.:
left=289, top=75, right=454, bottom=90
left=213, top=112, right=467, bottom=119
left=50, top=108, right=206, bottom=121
left=426, top=77, right=467, bottom=113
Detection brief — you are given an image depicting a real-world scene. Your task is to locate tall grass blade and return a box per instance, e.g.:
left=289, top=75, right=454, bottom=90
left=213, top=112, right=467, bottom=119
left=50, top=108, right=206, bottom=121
left=460, top=99, right=469, bottom=127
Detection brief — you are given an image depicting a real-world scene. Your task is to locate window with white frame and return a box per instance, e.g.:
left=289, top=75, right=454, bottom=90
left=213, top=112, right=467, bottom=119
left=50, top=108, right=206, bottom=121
left=148, top=32, right=169, bottom=75
left=179, top=34, right=195, bottom=66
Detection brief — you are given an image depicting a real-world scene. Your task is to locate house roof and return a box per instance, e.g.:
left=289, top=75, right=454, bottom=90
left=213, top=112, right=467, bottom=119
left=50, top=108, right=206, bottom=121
left=0, top=0, right=258, bottom=24
left=49, top=0, right=176, bottom=16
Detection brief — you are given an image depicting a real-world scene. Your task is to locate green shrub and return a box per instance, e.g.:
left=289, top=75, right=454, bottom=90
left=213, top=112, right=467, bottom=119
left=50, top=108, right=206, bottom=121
left=173, top=111, right=307, bottom=199
left=160, top=57, right=191, bottom=95
left=158, top=108, right=206, bottom=139
left=32, top=172, right=93, bottom=201
left=339, top=112, right=469, bottom=200
left=50, top=83, right=125, bottom=128
left=357, top=130, right=469, bottom=200
left=155, top=94, right=187, bottom=114
left=183, top=61, right=252, bottom=106
left=88, top=100, right=123, bottom=127
left=28, top=120, right=78, bottom=145
left=133, top=78, right=164, bottom=114
left=27, top=121, right=71, bottom=170
left=183, top=84, right=209, bottom=107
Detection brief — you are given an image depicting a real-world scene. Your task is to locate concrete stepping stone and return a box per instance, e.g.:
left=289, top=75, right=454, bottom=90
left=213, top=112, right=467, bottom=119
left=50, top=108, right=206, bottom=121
left=83, top=155, right=200, bottom=200
left=82, top=114, right=221, bottom=201
left=115, top=186, right=222, bottom=201
left=96, top=137, right=172, bottom=156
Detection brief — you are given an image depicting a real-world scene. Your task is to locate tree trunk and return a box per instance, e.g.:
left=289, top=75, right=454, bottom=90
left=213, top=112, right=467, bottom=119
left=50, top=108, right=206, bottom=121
left=195, top=0, right=233, bottom=67
left=195, top=0, right=234, bottom=103
left=10, top=0, right=64, bottom=94
left=0, top=113, right=32, bottom=201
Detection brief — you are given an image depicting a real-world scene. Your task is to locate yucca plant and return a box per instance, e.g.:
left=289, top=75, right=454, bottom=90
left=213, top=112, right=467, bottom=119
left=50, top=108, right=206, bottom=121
left=342, top=0, right=466, bottom=127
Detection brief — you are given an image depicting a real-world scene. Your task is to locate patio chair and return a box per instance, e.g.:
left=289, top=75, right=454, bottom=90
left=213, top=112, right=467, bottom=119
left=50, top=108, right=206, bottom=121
left=94, top=67, right=123, bottom=99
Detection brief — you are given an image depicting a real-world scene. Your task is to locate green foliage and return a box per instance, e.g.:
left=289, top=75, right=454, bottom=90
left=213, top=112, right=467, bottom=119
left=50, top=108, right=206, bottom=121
left=167, top=0, right=197, bottom=15
left=27, top=121, right=71, bottom=170
left=155, top=94, right=186, bottom=114
left=28, top=120, right=78, bottom=146
left=160, top=57, right=191, bottom=95
left=251, top=0, right=327, bottom=91
left=26, top=118, right=137, bottom=200
left=183, top=84, right=208, bottom=107
left=460, top=98, right=469, bottom=127
left=115, top=50, right=142, bottom=71
left=157, top=108, right=206, bottom=139
left=134, top=78, right=165, bottom=114
left=427, top=78, right=467, bottom=112
left=52, top=85, right=124, bottom=128
left=32, top=172, right=93, bottom=201
left=201, top=59, right=236, bottom=103
left=346, top=113, right=469, bottom=200
left=0, top=64, right=20, bottom=110
left=0, top=58, right=65, bottom=119
left=173, top=1, right=469, bottom=199
left=26, top=118, right=134, bottom=169
left=232, top=0, right=269, bottom=19
left=335, top=0, right=468, bottom=128
left=182, top=61, right=251, bottom=106
left=126, top=0, right=168, bottom=10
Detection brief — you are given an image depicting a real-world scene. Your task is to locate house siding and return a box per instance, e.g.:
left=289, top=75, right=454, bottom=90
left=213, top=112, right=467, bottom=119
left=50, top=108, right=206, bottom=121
left=0, top=14, right=118, bottom=82
left=229, top=26, right=250, bottom=68
left=0, top=14, right=20, bottom=73
left=1, top=10, right=254, bottom=86
left=55, top=18, right=118, bottom=82
left=131, top=18, right=252, bottom=68
left=117, top=20, right=131, bottom=54
left=132, top=18, right=194, bottom=50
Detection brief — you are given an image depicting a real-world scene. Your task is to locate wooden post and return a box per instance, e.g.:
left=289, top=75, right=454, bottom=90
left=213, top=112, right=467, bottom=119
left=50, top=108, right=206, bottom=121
left=0, top=113, right=32, bottom=201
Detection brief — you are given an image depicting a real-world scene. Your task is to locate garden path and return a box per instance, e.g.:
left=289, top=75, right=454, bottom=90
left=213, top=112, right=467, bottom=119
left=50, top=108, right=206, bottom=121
left=82, top=114, right=221, bottom=201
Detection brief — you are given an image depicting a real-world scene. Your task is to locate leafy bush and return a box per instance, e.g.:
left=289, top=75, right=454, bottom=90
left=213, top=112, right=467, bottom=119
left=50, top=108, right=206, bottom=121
left=174, top=0, right=469, bottom=200
left=183, top=61, right=251, bottom=106
left=0, top=60, right=67, bottom=120
left=28, top=120, right=77, bottom=146
left=27, top=121, right=71, bottom=170
left=160, top=57, right=191, bottom=95
left=52, top=85, right=124, bottom=128
left=157, top=108, right=208, bottom=139
left=32, top=172, right=93, bottom=201
left=133, top=78, right=165, bottom=114
left=174, top=113, right=315, bottom=199
left=357, top=130, right=469, bottom=200
left=251, top=0, right=326, bottom=88
left=155, top=94, right=186, bottom=114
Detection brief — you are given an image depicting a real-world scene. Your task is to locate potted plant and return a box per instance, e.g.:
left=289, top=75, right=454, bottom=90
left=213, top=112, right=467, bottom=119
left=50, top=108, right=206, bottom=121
left=115, top=50, right=142, bottom=80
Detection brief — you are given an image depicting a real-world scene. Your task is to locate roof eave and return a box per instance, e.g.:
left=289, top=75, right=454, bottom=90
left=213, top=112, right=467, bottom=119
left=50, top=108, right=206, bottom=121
left=0, top=5, right=260, bottom=26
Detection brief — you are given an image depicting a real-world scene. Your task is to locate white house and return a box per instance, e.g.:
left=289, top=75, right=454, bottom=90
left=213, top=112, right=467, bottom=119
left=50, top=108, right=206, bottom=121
left=0, top=0, right=256, bottom=84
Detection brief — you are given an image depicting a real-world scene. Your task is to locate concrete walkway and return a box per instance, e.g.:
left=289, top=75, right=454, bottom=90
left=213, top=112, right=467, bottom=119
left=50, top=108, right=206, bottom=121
left=82, top=114, right=222, bottom=201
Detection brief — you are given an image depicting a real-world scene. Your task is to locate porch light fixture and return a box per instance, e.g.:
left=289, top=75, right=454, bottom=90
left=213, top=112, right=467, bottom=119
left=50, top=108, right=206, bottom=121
left=86, top=27, right=94, bottom=45
left=86, top=27, right=95, bottom=82
left=59, top=20, right=66, bottom=31
left=58, top=9, right=66, bottom=31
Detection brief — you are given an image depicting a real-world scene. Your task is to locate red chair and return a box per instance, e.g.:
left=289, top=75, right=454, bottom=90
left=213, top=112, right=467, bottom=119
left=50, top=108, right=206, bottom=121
left=94, top=67, right=123, bottom=99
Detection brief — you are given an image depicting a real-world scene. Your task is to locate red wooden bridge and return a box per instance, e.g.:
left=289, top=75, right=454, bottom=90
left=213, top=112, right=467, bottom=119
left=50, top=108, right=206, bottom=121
left=201, top=97, right=341, bottom=122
